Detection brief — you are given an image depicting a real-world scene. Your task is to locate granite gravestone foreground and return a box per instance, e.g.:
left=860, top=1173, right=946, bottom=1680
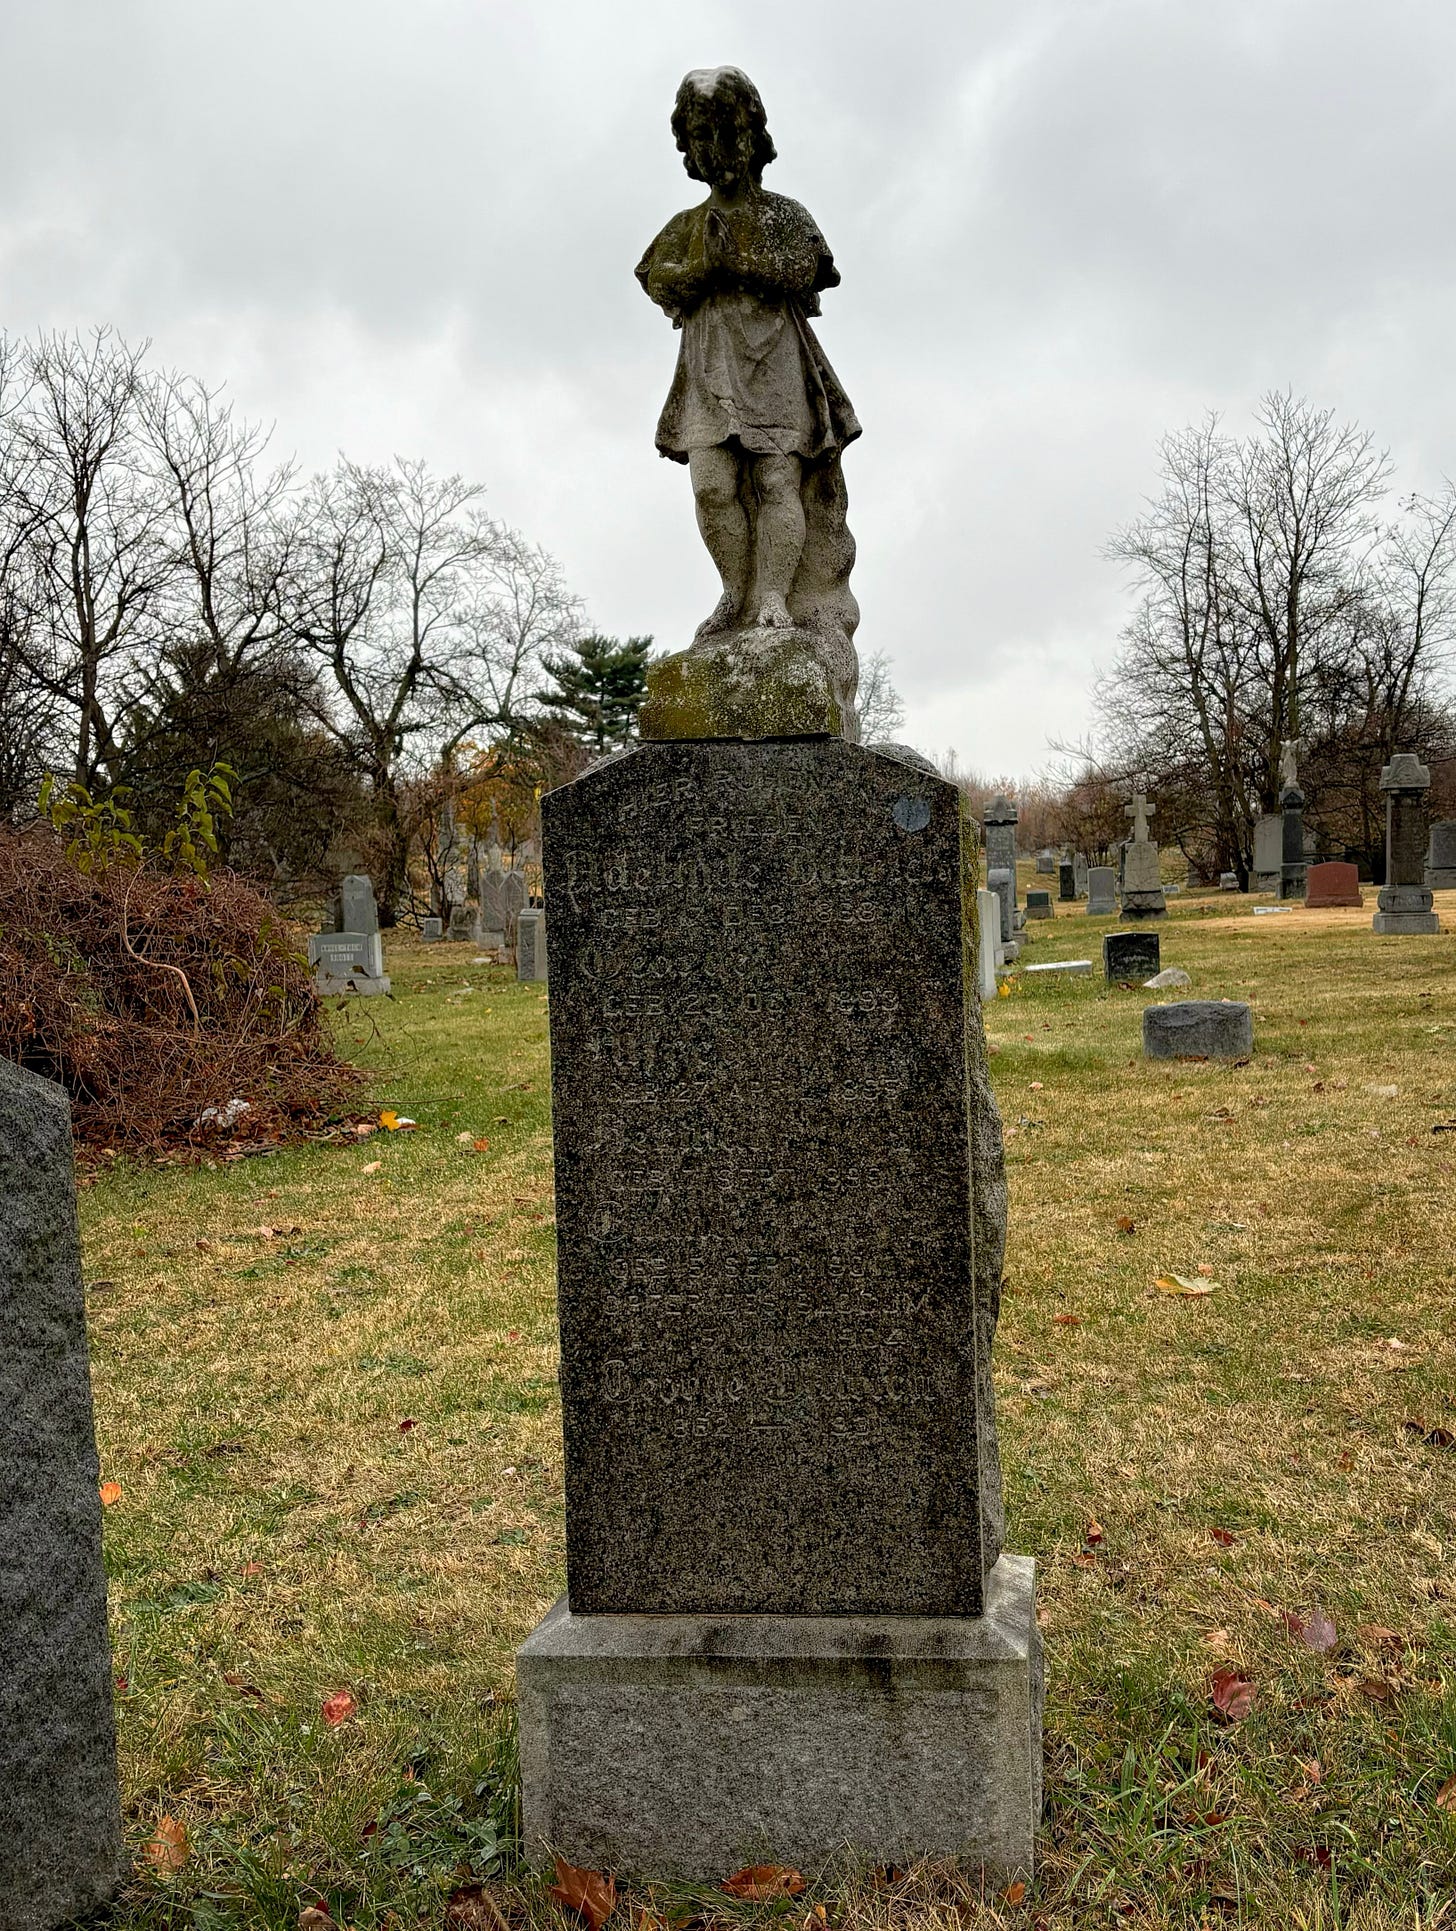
left=1143, top=1001, right=1253, bottom=1060
left=518, top=739, right=1041, bottom=1875
left=1374, top=754, right=1439, bottom=935
left=0, top=1061, right=124, bottom=1928
left=1103, top=930, right=1160, bottom=982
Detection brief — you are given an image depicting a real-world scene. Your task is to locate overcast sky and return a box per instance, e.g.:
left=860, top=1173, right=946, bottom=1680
left=4, top=0, right=1455, bottom=776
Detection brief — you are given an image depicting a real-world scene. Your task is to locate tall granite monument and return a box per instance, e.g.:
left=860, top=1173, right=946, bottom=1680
left=1, top=1062, right=124, bottom=1927
left=1373, top=752, right=1440, bottom=934
left=1277, top=737, right=1307, bottom=901
left=516, top=67, right=1041, bottom=1884
left=982, top=794, right=1019, bottom=914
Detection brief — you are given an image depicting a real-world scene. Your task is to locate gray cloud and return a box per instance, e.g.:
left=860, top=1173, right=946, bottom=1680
left=3, top=0, right=1454, bottom=774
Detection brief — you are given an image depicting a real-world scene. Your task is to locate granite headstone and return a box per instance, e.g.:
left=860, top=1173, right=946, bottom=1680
left=516, top=906, right=548, bottom=983
left=1103, top=930, right=1160, bottom=982
left=1057, top=862, right=1075, bottom=902
left=1305, top=861, right=1362, bottom=908
left=1025, top=888, right=1054, bottom=919
left=1143, top=1000, right=1253, bottom=1059
left=1086, top=866, right=1117, bottom=915
left=1374, top=752, right=1440, bottom=934
left=0, top=1062, right=124, bottom=1927
left=1424, top=820, right=1456, bottom=890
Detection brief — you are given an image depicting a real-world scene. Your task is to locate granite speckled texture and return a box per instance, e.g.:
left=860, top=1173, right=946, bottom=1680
left=1143, top=1000, right=1253, bottom=1060
left=1103, top=930, right=1161, bottom=983
left=0, top=1061, right=124, bottom=1929
left=518, top=1554, right=1042, bottom=1881
left=541, top=738, right=1003, bottom=1618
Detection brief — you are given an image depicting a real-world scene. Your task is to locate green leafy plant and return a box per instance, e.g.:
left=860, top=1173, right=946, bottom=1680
left=37, top=774, right=143, bottom=876
left=161, top=762, right=236, bottom=881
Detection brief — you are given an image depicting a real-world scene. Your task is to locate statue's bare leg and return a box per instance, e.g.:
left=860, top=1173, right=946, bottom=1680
left=751, top=454, right=805, bottom=629
left=688, top=446, right=750, bottom=639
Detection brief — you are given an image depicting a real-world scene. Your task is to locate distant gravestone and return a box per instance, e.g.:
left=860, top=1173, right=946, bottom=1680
left=447, top=905, right=477, bottom=942
left=1278, top=742, right=1307, bottom=901
left=1219, top=872, right=1239, bottom=891
left=1025, top=888, right=1054, bottom=919
left=1034, top=849, right=1055, bottom=874
left=339, top=874, right=379, bottom=934
left=1143, top=1000, right=1253, bottom=1060
left=1251, top=814, right=1282, bottom=891
left=1072, top=852, right=1089, bottom=898
left=1424, top=820, right=1456, bottom=889
left=1057, top=862, right=1075, bottom=902
left=1103, top=930, right=1160, bottom=983
left=1374, top=753, right=1440, bottom=934
left=420, top=916, right=443, bottom=942
left=1120, top=792, right=1166, bottom=920
left=1305, top=862, right=1362, bottom=909
left=0, top=1062, right=124, bottom=1927
left=982, top=795, right=1019, bottom=914
left=987, top=867, right=1014, bottom=944
left=1086, top=866, right=1116, bottom=915
left=976, top=887, right=999, bottom=1000
left=517, top=906, right=548, bottom=982
left=481, top=847, right=529, bottom=949
left=307, top=930, right=389, bottom=994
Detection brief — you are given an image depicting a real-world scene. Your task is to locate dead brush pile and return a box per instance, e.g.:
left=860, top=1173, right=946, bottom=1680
left=0, top=826, right=361, bottom=1152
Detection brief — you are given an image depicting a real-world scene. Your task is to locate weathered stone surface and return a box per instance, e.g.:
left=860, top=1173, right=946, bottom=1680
left=540, top=738, right=1003, bottom=1618
left=987, top=866, right=1014, bottom=944
left=1035, top=849, right=1055, bottom=874
left=1375, top=753, right=1439, bottom=933
left=1025, top=889, right=1053, bottom=920
left=517, top=906, right=548, bottom=982
left=1143, top=1000, right=1253, bottom=1060
left=1103, top=930, right=1160, bottom=982
left=0, top=1062, right=123, bottom=1927
left=306, top=930, right=390, bottom=994
left=1425, top=820, right=1456, bottom=889
left=1057, top=862, right=1075, bottom=902
left=1120, top=838, right=1166, bottom=919
left=1086, top=867, right=1116, bottom=915
left=1022, top=959, right=1091, bottom=976
left=976, top=887, right=998, bottom=1001
left=1219, top=872, right=1239, bottom=891
left=1251, top=814, right=1283, bottom=891
left=1278, top=787, right=1307, bottom=901
left=518, top=1554, right=1042, bottom=1883
left=1305, top=862, right=1362, bottom=908
left=638, top=69, right=860, bottom=736
left=981, top=797, right=1019, bottom=906
left=1072, top=852, right=1089, bottom=898
left=339, top=873, right=379, bottom=933
left=420, top=916, right=443, bottom=941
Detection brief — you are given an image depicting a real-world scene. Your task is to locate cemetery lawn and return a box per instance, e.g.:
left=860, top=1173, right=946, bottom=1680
left=80, top=906, right=1456, bottom=1929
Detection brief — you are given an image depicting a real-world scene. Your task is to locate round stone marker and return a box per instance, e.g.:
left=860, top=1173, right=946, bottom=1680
left=1143, top=999, right=1253, bottom=1060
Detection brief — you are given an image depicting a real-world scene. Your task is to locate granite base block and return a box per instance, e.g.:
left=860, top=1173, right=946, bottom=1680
left=517, top=1555, right=1042, bottom=1883
left=1372, top=911, right=1441, bottom=934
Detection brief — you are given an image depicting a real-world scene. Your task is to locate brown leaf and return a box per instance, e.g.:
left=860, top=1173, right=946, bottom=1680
left=399, top=1417, right=418, bottom=1433
left=1356, top=1677, right=1391, bottom=1703
left=1052, top=1312, right=1082, bottom=1327
left=446, top=1884, right=513, bottom=1931
left=321, top=1689, right=356, bottom=1726
left=1210, top=1668, right=1256, bottom=1720
left=1201, top=1628, right=1233, bottom=1652
left=1299, top=1610, right=1338, bottom=1654
left=99, top=1481, right=123, bottom=1508
left=1356, top=1623, right=1404, bottom=1650
left=1437, top=1775, right=1456, bottom=1811
left=722, top=1865, right=806, bottom=1901
left=548, top=1857, right=617, bottom=1930
left=299, top=1910, right=334, bottom=1931
left=1196, top=1262, right=1216, bottom=1278
left=1209, top=1527, right=1237, bottom=1547
left=1085, top=1519, right=1105, bottom=1547
left=142, top=1813, right=189, bottom=1871
left=1403, top=1418, right=1456, bottom=1450
left=1115, top=1216, right=1137, bottom=1235
left=1003, top=1880, right=1028, bottom=1905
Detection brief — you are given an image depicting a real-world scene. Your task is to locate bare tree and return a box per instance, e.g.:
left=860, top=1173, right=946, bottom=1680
left=855, top=648, right=906, bottom=743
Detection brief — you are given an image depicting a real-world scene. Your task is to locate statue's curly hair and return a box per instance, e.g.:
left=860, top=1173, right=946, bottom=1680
left=671, top=67, right=777, bottom=186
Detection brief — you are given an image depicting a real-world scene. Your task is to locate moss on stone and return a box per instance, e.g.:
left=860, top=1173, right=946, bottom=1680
left=640, top=636, right=847, bottom=741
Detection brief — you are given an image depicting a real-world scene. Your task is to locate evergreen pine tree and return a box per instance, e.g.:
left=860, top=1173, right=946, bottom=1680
left=539, top=634, right=653, bottom=751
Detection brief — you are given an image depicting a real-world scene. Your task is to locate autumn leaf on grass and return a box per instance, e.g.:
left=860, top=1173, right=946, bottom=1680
left=1154, top=1274, right=1215, bottom=1297
left=1284, top=1609, right=1337, bottom=1654
left=1209, top=1527, right=1237, bottom=1547
left=1085, top=1519, right=1105, bottom=1547
left=321, top=1689, right=356, bottom=1726
left=1437, top=1776, right=1456, bottom=1811
left=1052, top=1312, right=1082, bottom=1327
left=1115, top=1216, right=1137, bottom=1235
left=142, top=1814, right=189, bottom=1871
left=547, top=1856, right=617, bottom=1930
left=361, top=1160, right=382, bottom=1175
left=99, top=1481, right=123, bottom=1507
left=299, top=1909, right=334, bottom=1931
left=722, top=1866, right=806, bottom=1901
left=446, top=1886, right=513, bottom=1931
left=378, top=1110, right=418, bottom=1131
left=1210, top=1668, right=1256, bottom=1721
left=1003, top=1880, right=1028, bottom=1905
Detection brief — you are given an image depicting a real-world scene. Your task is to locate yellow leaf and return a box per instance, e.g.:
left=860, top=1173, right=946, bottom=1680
left=379, top=1110, right=399, bottom=1130
left=99, top=1481, right=123, bottom=1507
left=1154, top=1274, right=1215, bottom=1297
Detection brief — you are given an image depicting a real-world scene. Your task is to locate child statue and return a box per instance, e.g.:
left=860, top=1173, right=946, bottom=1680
left=636, top=67, right=862, bottom=736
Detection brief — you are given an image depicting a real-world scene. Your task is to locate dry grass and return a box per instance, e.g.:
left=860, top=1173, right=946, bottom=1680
left=80, top=898, right=1456, bottom=1927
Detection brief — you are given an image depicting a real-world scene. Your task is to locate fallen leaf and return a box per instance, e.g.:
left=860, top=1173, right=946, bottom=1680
left=1337, top=1450, right=1354, bottom=1470
left=722, top=1867, right=805, bottom=1902
left=1209, top=1527, right=1237, bottom=1547
left=548, top=1857, right=618, bottom=1929
left=456, top=1131, right=475, bottom=1144
left=299, top=1909, right=334, bottom=1930
left=1201, top=1628, right=1233, bottom=1651
left=242, top=1560, right=264, bottom=1578
left=1154, top=1274, right=1215, bottom=1297
left=1210, top=1668, right=1256, bottom=1720
left=801, top=1909, right=829, bottom=1931
left=1116, top=1216, right=1137, bottom=1235
left=321, top=1690, right=357, bottom=1726
left=99, top=1481, right=123, bottom=1507
left=1196, top=1262, right=1216, bottom=1278
left=361, top=1160, right=381, bottom=1174
left=399, top=1417, right=418, bottom=1433
left=142, top=1814, right=189, bottom=1871
left=1301, top=1758, right=1324, bottom=1785
left=446, top=1885, right=512, bottom=1931
left=1029, top=1081, right=1044, bottom=1091
left=1437, top=1775, right=1456, bottom=1811
left=1085, top=1519, right=1105, bottom=1547
left=1299, top=1610, right=1338, bottom=1654
left=195, top=1237, right=214, bottom=1253
left=1052, top=1312, right=1082, bottom=1327
left=379, top=1110, right=399, bottom=1129
left=1003, top=1880, right=1028, bottom=1905
left=1356, top=1677, right=1391, bottom=1703
left=1403, top=1418, right=1456, bottom=1450
left=474, top=1138, right=491, bottom=1152
left=1356, top=1623, right=1404, bottom=1650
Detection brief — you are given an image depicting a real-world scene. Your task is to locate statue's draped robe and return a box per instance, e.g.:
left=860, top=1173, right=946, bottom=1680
left=636, top=192, right=861, bottom=465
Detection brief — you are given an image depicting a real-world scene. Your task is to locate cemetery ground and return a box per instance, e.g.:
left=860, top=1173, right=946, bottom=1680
left=79, top=898, right=1455, bottom=1929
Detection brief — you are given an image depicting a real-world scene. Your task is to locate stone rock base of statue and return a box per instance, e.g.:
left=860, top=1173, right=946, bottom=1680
left=640, top=625, right=857, bottom=741
left=518, top=1556, right=1042, bottom=1882
left=1372, top=884, right=1440, bottom=935
left=1119, top=841, right=1166, bottom=920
